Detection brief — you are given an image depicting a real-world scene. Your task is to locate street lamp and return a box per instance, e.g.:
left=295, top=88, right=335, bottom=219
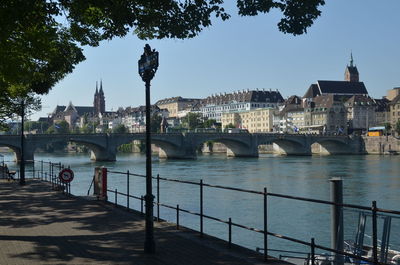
left=138, top=44, right=159, bottom=254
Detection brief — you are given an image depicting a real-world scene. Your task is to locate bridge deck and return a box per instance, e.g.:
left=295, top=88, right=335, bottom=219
left=0, top=179, right=287, bottom=265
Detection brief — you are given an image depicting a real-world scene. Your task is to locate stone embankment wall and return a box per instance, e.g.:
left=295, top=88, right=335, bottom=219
left=361, top=135, right=400, bottom=154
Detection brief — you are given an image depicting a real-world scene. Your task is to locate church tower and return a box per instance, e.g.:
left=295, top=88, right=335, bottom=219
left=345, top=53, right=359, bottom=82
left=94, top=80, right=106, bottom=114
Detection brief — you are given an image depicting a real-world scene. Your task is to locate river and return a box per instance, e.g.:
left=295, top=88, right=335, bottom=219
left=1, top=151, right=399, bottom=258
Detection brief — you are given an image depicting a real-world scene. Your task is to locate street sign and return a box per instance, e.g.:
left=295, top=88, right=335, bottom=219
left=58, top=168, right=74, bottom=183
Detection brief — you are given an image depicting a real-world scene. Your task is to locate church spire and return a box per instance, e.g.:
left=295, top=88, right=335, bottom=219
left=95, top=81, right=98, bottom=94
left=345, top=52, right=359, bottom=82
left=350, top=51, right=354, bottom=67
left=99, top=79, right=104, bottom=94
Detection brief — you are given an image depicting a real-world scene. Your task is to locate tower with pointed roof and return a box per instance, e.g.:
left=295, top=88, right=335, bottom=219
left=94, top=80, right=106, bottom=114
left=345, top=52, right=359, bottom=82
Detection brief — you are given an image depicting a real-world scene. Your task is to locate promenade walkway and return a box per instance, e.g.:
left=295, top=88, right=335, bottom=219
left=0, top=179, right=286, bottom=265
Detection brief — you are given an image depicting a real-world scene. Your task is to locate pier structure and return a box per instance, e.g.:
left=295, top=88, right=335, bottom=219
left=0, top=133, right=363, bottom=162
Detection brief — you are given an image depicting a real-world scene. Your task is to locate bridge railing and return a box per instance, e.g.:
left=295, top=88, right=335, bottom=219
left=104, top=168, right=399, bottom=265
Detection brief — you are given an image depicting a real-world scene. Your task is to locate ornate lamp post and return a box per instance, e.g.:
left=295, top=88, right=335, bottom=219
left=138, top=44, right=159, bottom=253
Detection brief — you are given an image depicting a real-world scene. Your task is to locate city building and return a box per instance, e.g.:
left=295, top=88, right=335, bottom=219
left=344, top=95, right=377, bottom=132
left=120, top=105, right=168, bottom=133
left=386, top=87, right=400, bottom=101
left=155, top=97, right=200, bottom=118
left=389, top=95, right=400, bottom=128
left=374, top=98, right=390, bottom=126
left=277, top=96, right=305, bottom=133
left=221, top=108, right=275, bottom=133
left=201, top=89, right=284, bottom=123
left=50, top=81, right=106, bottom=128
left=304, top=95, right=347, bottom=134
left=303, top=55, right=368, bottom=102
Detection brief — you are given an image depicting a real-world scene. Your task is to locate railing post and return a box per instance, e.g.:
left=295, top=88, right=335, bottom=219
left=141, top=195, right=144, bottom=214
left=115, top=189, right=117, bottom=206
left=228, top=217, right=232, bottom=248
left=200, top=179, right=204, bottom=237
left=176, top=204, right=180, bottom=230
left=127, top=170, right=130, bottom=210
left=372, top=201, right=378, bottom=265
left=330, top=178, right=344, bottom=265
left=311, top=238, right=315, bottom=265
left=157, top=174, right=160, bottom=221
left=41, top=160, right=43, bottom=179
left=264, top=187, right=268, bottom=261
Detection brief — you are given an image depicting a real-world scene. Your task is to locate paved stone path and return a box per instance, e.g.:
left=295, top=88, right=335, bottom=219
left=0, top=179, right=288, bottom=265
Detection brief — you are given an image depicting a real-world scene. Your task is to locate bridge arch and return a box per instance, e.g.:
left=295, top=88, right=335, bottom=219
left=28, top=136, right=115, bottom=162
left=271, top=139, right=311, bottom=155
left=189, top=134, right=258, bottom=158
left=0, top=144, right=21, bottom=163
left=311, top=139, right=352, bottom=155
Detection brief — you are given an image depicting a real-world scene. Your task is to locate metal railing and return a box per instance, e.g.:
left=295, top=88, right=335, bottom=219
left=2, top=159, right=72, bottom=196
left=105, top=169, right=400, bottom=265
left=6, top=160, right=398, bottom=265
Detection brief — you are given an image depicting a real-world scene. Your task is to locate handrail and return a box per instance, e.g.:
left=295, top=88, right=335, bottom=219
left=29, top=159, right=399, bottom=265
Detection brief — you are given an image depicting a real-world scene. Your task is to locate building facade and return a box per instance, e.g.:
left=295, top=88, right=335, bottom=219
left=155, top=97, right=199, bottom=118
left=221, top=108, right=275, bottom=133
left=201, top=89, right=284, bottom=123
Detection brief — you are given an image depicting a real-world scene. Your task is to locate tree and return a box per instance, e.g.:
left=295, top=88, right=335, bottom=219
left=384, top=122, right=392, bottom=135
left=151, top=114, right=162, bottom=133
left=395, top=120, right=400, bottom=135
left=113, top=124, right=128, bottom=134
left=1, top=0, right=325, bottom=98
left=203, top=119, right=218, bottom=128
left=24, top=121, right=50, bottom=134
left=46, top=120, right=70, bottom=134
left=0, top=92, right=41, bottom=130
left=225, top=123, right=236, bottom=129
left=182, top=113, right=204, bottom=130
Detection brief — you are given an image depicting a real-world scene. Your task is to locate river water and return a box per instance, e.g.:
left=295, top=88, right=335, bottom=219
left=1, top=151, right=399, bottom=257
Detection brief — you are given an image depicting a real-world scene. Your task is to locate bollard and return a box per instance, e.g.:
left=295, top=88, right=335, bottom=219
left=330, top=178, right=344, bottom=265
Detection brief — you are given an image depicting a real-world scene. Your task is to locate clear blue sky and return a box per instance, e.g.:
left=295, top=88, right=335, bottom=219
left=32, top=0, right=400, bottom=120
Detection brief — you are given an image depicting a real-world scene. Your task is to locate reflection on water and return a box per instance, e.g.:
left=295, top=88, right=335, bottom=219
left=1, top=151, right=399, bottom=255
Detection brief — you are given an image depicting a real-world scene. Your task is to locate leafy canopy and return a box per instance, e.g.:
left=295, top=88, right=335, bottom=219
left=1, top=0, right=325, bottom=97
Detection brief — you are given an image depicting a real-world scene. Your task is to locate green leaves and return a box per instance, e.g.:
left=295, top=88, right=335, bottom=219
left=237, top=0, right=325, bottom=35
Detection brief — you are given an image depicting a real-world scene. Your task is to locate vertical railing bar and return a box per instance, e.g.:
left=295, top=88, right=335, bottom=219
left=228, top=217, right=232, bottom=249
left=200, top=179, right=203, bottom=237
left=41, top=160, right=43, bottom=179
left=115, top=189, right=117, bottom=207
left=311, top=238, right=315, bottom=265
left=127, top=170, right=130, bottom=210
left=264, top=187, right=268, bottom=261
left=141, top=195, right=144, bottom=214
left=157, top=174, right=160, bottom=221
left=177, top=204, right=180, bottom=230
left=372, top=201, right=378, bottom=265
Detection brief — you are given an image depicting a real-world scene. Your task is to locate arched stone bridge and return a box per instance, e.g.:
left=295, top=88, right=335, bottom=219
left=0, top=133, right=363, bottom=162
